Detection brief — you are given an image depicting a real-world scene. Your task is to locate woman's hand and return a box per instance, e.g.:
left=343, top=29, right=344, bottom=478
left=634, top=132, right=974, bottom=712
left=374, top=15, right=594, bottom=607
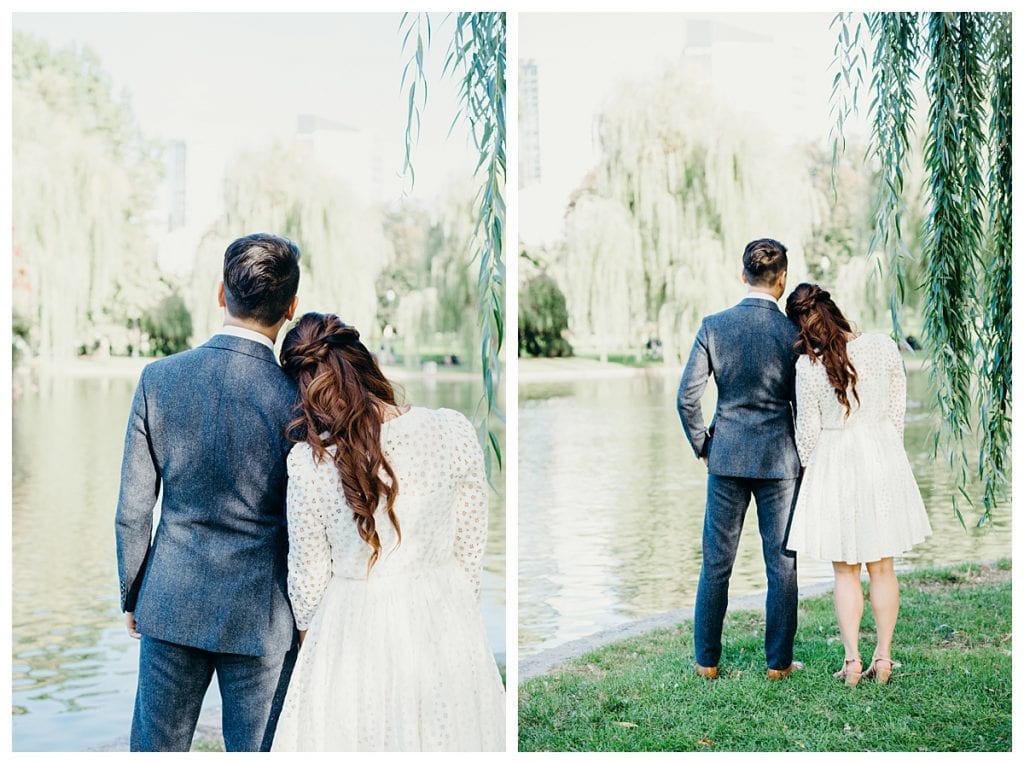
left=125, top=612, right=141, bottom=639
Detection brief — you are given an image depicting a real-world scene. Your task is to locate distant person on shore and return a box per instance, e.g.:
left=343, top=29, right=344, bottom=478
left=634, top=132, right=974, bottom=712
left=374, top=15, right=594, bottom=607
left=115, top=234, right=301, bottom=751
left=784, top=283, right=932, bottom=686
left=676, top=238, right=802, bottom=681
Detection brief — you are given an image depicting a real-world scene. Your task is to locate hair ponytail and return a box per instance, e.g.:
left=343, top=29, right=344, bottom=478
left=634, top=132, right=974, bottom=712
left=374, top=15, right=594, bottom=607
left=785, top=283, right=860, bottom=416
left=281, top=313, right=401, bottom=573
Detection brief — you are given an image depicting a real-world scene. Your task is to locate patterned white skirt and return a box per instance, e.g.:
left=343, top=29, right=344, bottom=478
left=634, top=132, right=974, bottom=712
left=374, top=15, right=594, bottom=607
left=271, top=561, right=505, bottom=751
left=786, top=423, right=933, bottom=564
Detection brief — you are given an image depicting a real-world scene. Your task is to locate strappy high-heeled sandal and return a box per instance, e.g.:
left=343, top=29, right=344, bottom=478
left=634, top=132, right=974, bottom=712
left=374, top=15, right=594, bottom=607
left=832, top=657, right=863, bottom=686
left=863, top=656, right=895, bottom=684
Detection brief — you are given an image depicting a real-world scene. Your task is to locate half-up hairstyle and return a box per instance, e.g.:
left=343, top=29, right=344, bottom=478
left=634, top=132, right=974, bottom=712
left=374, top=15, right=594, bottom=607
left=785, top=283, right=861, bottom=416
left=280, top=312, right=400, bottom=573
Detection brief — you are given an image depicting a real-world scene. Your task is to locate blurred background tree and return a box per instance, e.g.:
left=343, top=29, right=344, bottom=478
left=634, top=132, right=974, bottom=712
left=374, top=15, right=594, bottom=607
left=186, top=144, right=391, bottom=348
left=527, top=66, right=823, bottom=366
left=379, top=186, right=483, bottom=368
left=13, top=28, right=491, bottom=378
left=12, top=31, right=164, bottom=359
left=518, top=248, right=572, bottom=358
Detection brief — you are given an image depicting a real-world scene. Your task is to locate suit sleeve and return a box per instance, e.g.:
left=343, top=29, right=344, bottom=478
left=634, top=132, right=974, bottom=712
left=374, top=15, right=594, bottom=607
left=677, top=319, right=713, bottom=459
left=115, top=369, right=161, bottom=613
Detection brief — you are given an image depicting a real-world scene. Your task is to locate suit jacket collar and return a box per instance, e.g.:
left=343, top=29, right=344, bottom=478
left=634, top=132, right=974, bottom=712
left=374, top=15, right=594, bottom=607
left=202, top=333, right=279, bottom=366
left=739, top=295, right=783, bottom=313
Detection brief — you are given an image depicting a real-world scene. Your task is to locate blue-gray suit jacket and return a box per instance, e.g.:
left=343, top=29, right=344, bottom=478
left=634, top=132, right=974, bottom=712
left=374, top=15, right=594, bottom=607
left=676, top=296, right=801, bottom=479
left=115, top=334, right=299, bottom=657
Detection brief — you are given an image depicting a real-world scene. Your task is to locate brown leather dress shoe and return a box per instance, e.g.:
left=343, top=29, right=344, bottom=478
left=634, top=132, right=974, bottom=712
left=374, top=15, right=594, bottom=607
left=766, top=660, right=804, bottom=680
left=695, top=663, right=719, bottom=680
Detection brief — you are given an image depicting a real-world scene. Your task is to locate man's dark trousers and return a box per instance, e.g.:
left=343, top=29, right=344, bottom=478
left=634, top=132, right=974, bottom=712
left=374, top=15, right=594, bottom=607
left=130, top=636, right=297, bottom=752
left=693, top=475, right=799, bottom=670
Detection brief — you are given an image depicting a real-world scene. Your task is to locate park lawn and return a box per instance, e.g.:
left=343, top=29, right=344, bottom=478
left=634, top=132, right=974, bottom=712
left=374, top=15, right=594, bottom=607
left=519, top=560, right=1011, bottom=752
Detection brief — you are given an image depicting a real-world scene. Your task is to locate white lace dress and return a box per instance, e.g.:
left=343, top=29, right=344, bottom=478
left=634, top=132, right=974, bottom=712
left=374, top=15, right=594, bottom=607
left=786, top=333, right=932, bottom=564
left=270, top=407, right=505, bottom=752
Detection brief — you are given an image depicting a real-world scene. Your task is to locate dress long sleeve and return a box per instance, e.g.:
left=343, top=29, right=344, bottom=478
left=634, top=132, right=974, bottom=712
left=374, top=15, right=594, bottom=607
left=285, top=444, right=333, bottom=630
left=794, top=357, right=822, bottom=467
left=446, top=411, right=489, bottom=599
left=885, top=339, right=907, bottom=442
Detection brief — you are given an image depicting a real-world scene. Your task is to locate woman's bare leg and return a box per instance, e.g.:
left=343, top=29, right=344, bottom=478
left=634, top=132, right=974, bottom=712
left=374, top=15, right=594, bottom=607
left=832, top=561, right=864, bottom=663
left=865, top=557, right=899, bottom=661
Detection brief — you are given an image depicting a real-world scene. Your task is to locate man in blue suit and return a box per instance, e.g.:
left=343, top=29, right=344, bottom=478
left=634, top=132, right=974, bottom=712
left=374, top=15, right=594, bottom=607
left=677, top=238, right=802, bottom=681
left=116, top=233, right=301, bottom=750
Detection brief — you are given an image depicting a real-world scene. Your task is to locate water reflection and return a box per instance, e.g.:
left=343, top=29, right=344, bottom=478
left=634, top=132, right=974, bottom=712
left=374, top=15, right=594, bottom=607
left=518, top=367, right=1010, bottom=656
left=12, top=370, right=505, bottom=751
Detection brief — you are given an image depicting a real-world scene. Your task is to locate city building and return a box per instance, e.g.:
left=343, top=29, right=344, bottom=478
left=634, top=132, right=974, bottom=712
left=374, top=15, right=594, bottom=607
left=519, top=59, right=542, bottom=189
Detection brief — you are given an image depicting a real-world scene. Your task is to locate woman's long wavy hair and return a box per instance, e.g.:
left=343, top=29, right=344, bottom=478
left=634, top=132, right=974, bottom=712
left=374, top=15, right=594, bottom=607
left=280, top=312, right=400, bottom=573
left=785, top=283, right=860, bottom=417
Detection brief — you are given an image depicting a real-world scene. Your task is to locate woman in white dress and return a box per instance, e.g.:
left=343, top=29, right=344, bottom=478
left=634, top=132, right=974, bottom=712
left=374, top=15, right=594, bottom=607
left=784, top=284, right=932, bottom=686
left=270, top=312, right=505, bottom=751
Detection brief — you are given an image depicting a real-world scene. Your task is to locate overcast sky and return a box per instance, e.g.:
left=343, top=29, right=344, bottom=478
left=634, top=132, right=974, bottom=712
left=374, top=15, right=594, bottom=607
left=14, top=12, right=479, bottom=267
left=519, top=12, right=870, bottom=244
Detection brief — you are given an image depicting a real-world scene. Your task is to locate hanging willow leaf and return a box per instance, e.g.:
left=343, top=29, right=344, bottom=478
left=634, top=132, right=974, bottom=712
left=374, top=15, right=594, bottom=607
left=977, top=11, right=1012, bottom=523
left=828, top=12, right=867, bottom=192
left=400, top=12, right=506, bottom=478
left=832, top=12, right=1011, bottom=525
left=865, top=12, right=920, bottom=340
left=923, top=12, right=986, bottom=527
left=399, top=13, right=431, bottom=190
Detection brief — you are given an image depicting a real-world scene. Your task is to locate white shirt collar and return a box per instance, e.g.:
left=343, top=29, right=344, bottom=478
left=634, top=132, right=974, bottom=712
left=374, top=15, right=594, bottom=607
left=215, top=324, right=277, bottom=354
left=745, top=290, right=779, bottom=304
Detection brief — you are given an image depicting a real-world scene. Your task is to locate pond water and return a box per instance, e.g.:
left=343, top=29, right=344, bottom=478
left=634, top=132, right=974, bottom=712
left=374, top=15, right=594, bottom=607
left=518, top=365, right=1010, bottom=657
left=11, top=369, right=505, bottom=752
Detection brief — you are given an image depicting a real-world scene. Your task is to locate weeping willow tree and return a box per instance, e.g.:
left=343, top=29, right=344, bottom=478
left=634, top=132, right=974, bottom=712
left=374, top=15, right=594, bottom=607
left=12, top=32, right=162, bottom=359
left=381, top=187, right=487, bottom=368
left=563, top=66, right=816, bottom=364
left=831, top=12, right=1012, bottom=525
left=188, top=144, right=391, bottom=345
left=400, top=12, right=506, bottom=474
left=558, top=193, right=643, bottom=361
left=429, top=187, right=485, bottom=366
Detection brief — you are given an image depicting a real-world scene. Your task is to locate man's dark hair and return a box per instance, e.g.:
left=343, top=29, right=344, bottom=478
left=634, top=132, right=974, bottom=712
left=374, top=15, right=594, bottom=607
left=742, top=238, right=788, bottom=287
left=223, top=234, right=301, bottom=326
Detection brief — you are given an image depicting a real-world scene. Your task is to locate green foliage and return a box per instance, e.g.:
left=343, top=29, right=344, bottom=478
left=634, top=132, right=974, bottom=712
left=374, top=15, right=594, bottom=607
left=401, top=12, right=506, bottom=476
left=141, top=292, right=193, bottom=356
left=979, top=13, right=1012, bottom=518
left=865, top=13, right=921, bottom=338
left=12, top=32, right=163, bottom=359
left=831, top=13, right=1012, bottom=525
left=828, top=14, right=867, bottom=181
left=519, top=272, right=573, bottom=358
left=923, top=13, right=987, bottom=524
left=520, top=562, right=1011, bottom=752
left=12, top=312, right=32, bottom=367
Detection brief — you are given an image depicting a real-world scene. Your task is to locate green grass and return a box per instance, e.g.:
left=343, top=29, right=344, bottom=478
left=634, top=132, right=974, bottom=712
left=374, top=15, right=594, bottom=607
left=190, top=737, right=225, bottom=752
left=519, top=560, right=1011, bottom=752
